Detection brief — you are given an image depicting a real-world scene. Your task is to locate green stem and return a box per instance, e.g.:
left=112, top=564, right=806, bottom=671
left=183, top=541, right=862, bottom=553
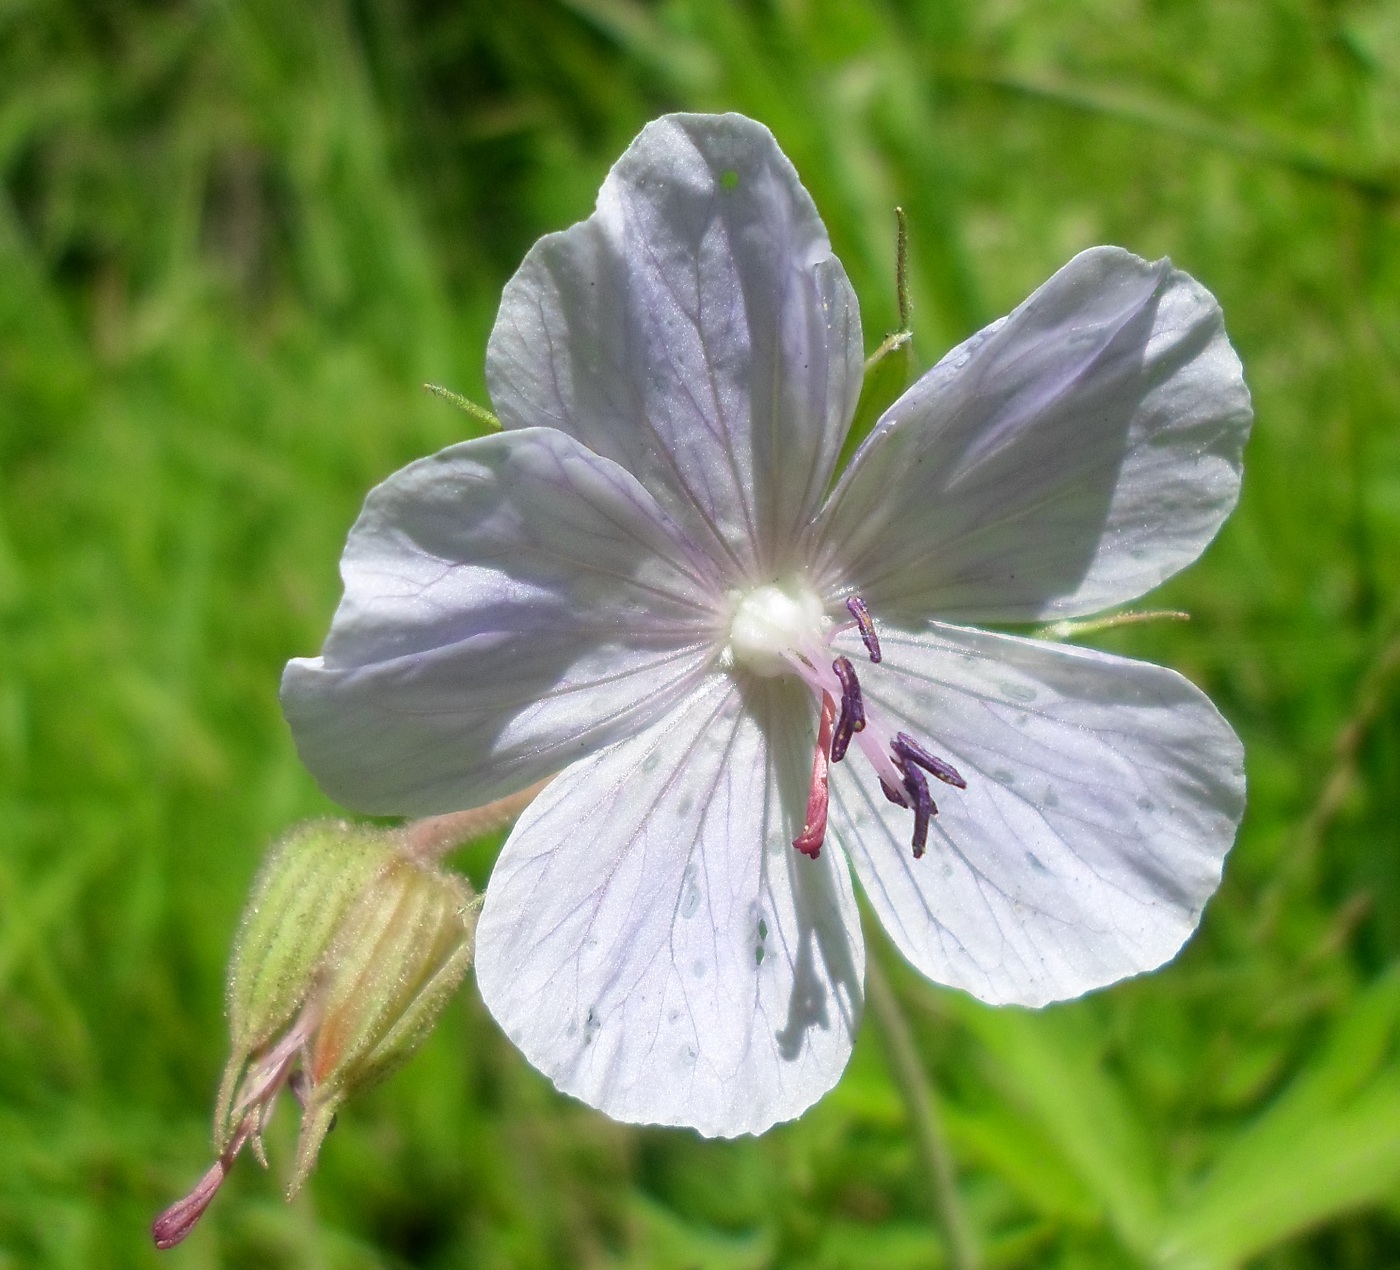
left=865, top=952, right=980, bottom=1270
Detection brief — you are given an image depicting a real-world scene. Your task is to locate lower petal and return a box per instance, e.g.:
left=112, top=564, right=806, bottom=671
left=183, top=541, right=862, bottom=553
left=474, top=675, right=864, bottom=1136
left=830, top=624, right=1244, bottom=1007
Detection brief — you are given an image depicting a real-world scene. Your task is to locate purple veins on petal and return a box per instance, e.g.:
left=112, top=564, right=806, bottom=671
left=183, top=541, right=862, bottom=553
left=845, top=596, right=881, bottom=663
left=830, top=656, right=865, bottom=763
left=893, top=732, right=967, bottom=788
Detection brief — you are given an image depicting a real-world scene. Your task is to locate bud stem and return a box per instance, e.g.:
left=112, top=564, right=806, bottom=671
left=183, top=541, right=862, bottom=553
left=398, top=778, right=552, bottom=861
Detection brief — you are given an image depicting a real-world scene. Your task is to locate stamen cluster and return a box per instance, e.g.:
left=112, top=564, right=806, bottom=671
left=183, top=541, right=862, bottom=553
left=793, top=595, right=965, bottom=862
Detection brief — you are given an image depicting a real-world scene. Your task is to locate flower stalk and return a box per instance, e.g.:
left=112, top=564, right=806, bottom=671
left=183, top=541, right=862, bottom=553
left=865, top=951, right=980, bottom=1270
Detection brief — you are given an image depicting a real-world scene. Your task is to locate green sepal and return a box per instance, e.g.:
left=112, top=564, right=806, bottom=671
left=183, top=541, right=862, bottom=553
left=286, top=856, right=479, bottom=1196
left=215, top=821, right=386, bottom=1149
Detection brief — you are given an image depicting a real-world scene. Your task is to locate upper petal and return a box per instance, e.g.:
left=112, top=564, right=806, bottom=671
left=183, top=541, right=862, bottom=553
left=281, top=428, right=721, bottom=815
left=830, top=625, right=1244, bottom=1006
left=487, top=112, right=863, bottom=582
left=474, top=674, right=864, bottom=1136
left=813, top=247, right=1252, bottom=622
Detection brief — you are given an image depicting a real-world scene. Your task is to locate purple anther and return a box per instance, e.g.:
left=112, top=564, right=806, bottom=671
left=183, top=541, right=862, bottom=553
left=902, top=764, right=936, bottom=860
left=829, top=656, right=865, bottom=763
left=845, top=595, right=882, bottom=663
left=831, top=714, right=854, bottom=763
left=893, top=732, right=966, bottom=788
left=832, top=657, right=865, bottom=727
left=880, top=778, right=910, bottom=808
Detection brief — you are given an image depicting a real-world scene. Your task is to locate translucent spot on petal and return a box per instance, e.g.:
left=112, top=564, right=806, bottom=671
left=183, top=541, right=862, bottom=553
left=720, top=169, right=740, bottom=189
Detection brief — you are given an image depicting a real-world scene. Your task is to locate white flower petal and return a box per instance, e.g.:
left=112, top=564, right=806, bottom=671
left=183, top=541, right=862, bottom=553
left=814, top=247, right=1252, bottom=621
left=487, top=112, right=863, bottom=580
left=281, top=428, right=721, bottom=815
left=830, top=625, right=1244, bottom=1006
left=475, top=674, right=864, bottom=1136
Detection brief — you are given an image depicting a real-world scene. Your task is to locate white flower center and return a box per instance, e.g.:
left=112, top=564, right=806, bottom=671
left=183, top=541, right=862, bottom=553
left=728, top=583, right=967, bottom=863
left=728, top=580, right=827, bottom=678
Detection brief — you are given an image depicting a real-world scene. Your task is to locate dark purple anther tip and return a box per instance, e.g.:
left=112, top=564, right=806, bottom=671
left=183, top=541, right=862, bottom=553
left=880, top=778, right=910, bottom=808
left=902, top=764, right=935, bottom=860
left=846, top=596, right=882, bottom=663
left=829, top=657, right=865, bottom=764
left=831, top=713, right=854, bottom=763
left=893, top=732, right=966, bottom=788
left=831, top=658, right=865, bottom=731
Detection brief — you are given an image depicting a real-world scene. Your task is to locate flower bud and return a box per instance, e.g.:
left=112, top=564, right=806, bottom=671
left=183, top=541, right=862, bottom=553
left=214, top=820, right=386, bottom=1150
left=288, top=851, right=478, bottom=1194
left=155, top=819, right=480, bottom=1249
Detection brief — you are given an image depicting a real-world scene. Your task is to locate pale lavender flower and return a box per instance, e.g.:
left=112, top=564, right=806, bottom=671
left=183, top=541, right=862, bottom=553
left=282, top=113, right=1250, bottom=1137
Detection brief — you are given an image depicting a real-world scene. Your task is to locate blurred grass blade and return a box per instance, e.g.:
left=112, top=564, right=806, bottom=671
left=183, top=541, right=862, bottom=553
left=1158, top=971, right=1400, bottom=1268
left=943, top=996, right=1164, bottom=1258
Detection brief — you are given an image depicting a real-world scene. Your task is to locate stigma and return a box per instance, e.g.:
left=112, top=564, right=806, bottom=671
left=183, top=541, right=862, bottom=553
left=727, top=581, right=965, bottom=860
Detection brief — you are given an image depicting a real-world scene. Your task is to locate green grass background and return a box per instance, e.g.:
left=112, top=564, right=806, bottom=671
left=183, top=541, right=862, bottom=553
left=3, top=0, right=1400, bottom=1265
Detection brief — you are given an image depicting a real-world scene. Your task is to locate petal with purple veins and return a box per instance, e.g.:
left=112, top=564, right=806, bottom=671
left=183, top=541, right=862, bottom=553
left=814, top=247, right=1252, bottom=622
left=475, top=674, right=864, bottom=1136
left=829, top=623, right=1245, bottom=1006
left=488, top=113, right=863, bottom=580
left=282, top=428, right=721, bottom=816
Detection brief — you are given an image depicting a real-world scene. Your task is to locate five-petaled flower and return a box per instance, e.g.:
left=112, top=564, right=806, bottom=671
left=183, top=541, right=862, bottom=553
left=282, top=113, right=1250, bottom=1137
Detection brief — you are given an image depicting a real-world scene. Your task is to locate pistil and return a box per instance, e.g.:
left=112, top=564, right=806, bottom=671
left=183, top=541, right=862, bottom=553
left=793, top=693, right=836, bottom=858
left=153, top=1006, right=314, bottom=1248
